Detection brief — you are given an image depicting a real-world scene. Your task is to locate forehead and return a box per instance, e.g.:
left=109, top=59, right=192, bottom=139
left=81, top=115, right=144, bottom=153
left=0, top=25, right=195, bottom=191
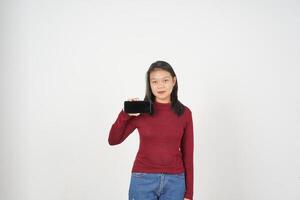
left=150, top=69, right=172, bottom=79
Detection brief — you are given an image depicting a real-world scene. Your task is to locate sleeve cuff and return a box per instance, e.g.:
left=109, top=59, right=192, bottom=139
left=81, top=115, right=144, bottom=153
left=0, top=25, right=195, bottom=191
left=184, top=193, right=193, bottom=200
left=119, top=109, right=134, bottom=120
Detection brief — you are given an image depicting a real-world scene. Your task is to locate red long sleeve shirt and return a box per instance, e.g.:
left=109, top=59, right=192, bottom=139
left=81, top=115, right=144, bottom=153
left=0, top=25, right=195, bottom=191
left=108, top=101, right=194, bottom=199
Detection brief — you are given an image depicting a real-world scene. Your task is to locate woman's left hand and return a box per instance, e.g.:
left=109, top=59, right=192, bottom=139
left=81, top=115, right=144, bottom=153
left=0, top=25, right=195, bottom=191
left=184, top=198, right=190, bottom=200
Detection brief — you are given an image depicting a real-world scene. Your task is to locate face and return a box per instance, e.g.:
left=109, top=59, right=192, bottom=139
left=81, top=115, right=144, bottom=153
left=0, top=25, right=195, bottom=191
left=149, top=68, right=176, bottom=103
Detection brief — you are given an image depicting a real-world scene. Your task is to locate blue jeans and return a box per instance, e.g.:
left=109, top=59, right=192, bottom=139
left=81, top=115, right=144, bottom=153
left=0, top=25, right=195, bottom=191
left=128, top=172, right=186, bottom=200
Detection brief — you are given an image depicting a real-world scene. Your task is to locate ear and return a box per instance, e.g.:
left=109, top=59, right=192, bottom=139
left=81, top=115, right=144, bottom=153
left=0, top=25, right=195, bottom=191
left=173, top=76, right=176, bottom=86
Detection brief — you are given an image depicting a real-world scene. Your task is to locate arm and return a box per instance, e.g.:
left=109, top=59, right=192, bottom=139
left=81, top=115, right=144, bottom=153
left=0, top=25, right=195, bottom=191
left=108, top=109, right=137, bottom=145
left=181, top=108, right=194, bottom=200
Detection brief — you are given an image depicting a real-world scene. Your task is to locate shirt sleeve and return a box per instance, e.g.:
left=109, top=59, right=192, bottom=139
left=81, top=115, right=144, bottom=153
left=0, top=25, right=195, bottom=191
left=108, top=109, right=138, bottom=145
left=181, top=108, right=194, bottom=200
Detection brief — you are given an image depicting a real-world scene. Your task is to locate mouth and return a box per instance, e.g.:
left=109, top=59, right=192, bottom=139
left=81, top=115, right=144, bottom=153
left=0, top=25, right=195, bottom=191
left=158, top=91, right=166, bottom=94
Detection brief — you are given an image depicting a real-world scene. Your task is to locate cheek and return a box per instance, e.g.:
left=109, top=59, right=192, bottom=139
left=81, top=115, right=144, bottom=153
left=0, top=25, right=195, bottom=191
left=150, top=84, right=156, bottom=91
left=167, top=84, right=173, bottom=91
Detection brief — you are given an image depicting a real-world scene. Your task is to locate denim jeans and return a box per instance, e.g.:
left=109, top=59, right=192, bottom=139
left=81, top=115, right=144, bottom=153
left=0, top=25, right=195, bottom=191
left=128, top=172, right=186, bottom=200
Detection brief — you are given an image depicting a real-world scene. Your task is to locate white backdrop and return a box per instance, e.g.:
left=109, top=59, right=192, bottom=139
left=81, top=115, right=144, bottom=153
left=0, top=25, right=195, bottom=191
left=1, top=0, right=300, bottom=200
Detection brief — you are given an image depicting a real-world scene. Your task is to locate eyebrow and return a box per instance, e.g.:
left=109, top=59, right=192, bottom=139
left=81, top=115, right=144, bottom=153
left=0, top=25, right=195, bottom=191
left=150, top=76, right=171, bottom=80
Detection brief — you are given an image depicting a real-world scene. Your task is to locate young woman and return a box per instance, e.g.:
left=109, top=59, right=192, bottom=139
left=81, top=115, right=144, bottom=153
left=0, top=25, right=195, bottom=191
left=108, top=61, right=194, bottom=200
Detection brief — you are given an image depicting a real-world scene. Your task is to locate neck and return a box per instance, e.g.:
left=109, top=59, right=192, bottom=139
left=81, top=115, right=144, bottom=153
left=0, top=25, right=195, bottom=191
left=153, top=100, right=172, bottom=110
left=155, top=98, right=171, bottom=104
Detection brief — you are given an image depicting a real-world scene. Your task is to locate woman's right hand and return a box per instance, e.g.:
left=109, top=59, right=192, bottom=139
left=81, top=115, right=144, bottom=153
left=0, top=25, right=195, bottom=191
left=125, top=97, right=141, bottom=116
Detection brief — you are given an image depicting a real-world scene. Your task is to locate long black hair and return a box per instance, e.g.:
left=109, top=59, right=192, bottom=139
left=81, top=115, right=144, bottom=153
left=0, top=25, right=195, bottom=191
left=143, top=60, right=185, bottom=116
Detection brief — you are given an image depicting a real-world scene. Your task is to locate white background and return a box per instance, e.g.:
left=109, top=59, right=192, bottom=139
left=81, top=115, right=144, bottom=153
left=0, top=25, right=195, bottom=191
left=1, top=0, right=300, bottom=200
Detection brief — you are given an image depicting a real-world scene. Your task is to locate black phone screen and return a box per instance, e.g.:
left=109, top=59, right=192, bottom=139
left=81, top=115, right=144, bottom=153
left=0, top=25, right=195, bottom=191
left=124, top=101, right=152, bottom=113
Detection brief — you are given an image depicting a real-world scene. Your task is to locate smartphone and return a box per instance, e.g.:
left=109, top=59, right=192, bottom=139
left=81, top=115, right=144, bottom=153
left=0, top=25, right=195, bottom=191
left=124, top=100, right=152, bottom=114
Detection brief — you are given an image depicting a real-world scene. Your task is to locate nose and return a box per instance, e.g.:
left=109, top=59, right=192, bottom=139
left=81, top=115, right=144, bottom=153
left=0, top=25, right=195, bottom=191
left=158, top=80, right=166, bottom=87
left=158, top=83, right=165, bottom=89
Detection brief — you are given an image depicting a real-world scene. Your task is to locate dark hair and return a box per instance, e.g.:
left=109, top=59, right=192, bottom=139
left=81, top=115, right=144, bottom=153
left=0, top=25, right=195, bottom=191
left=143, top=60, right=185, bottom=116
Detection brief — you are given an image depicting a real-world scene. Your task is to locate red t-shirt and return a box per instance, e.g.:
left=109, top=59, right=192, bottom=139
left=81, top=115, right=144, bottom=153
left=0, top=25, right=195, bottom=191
left=108, top=101, right=194, bottom=199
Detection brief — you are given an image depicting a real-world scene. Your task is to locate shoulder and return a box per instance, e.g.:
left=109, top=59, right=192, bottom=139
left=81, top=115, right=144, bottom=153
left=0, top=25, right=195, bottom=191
left=180, top=102, right=193, bottom=119
left=181, top=102, right=192, bottom=114
left=180, top=104, right=193, bottom=130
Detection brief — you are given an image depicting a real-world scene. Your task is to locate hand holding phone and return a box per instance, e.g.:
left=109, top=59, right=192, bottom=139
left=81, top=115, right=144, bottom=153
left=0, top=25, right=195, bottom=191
left=124, top=97, right=152, bottom=115
left=124, top=98, right=141, bottom=116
